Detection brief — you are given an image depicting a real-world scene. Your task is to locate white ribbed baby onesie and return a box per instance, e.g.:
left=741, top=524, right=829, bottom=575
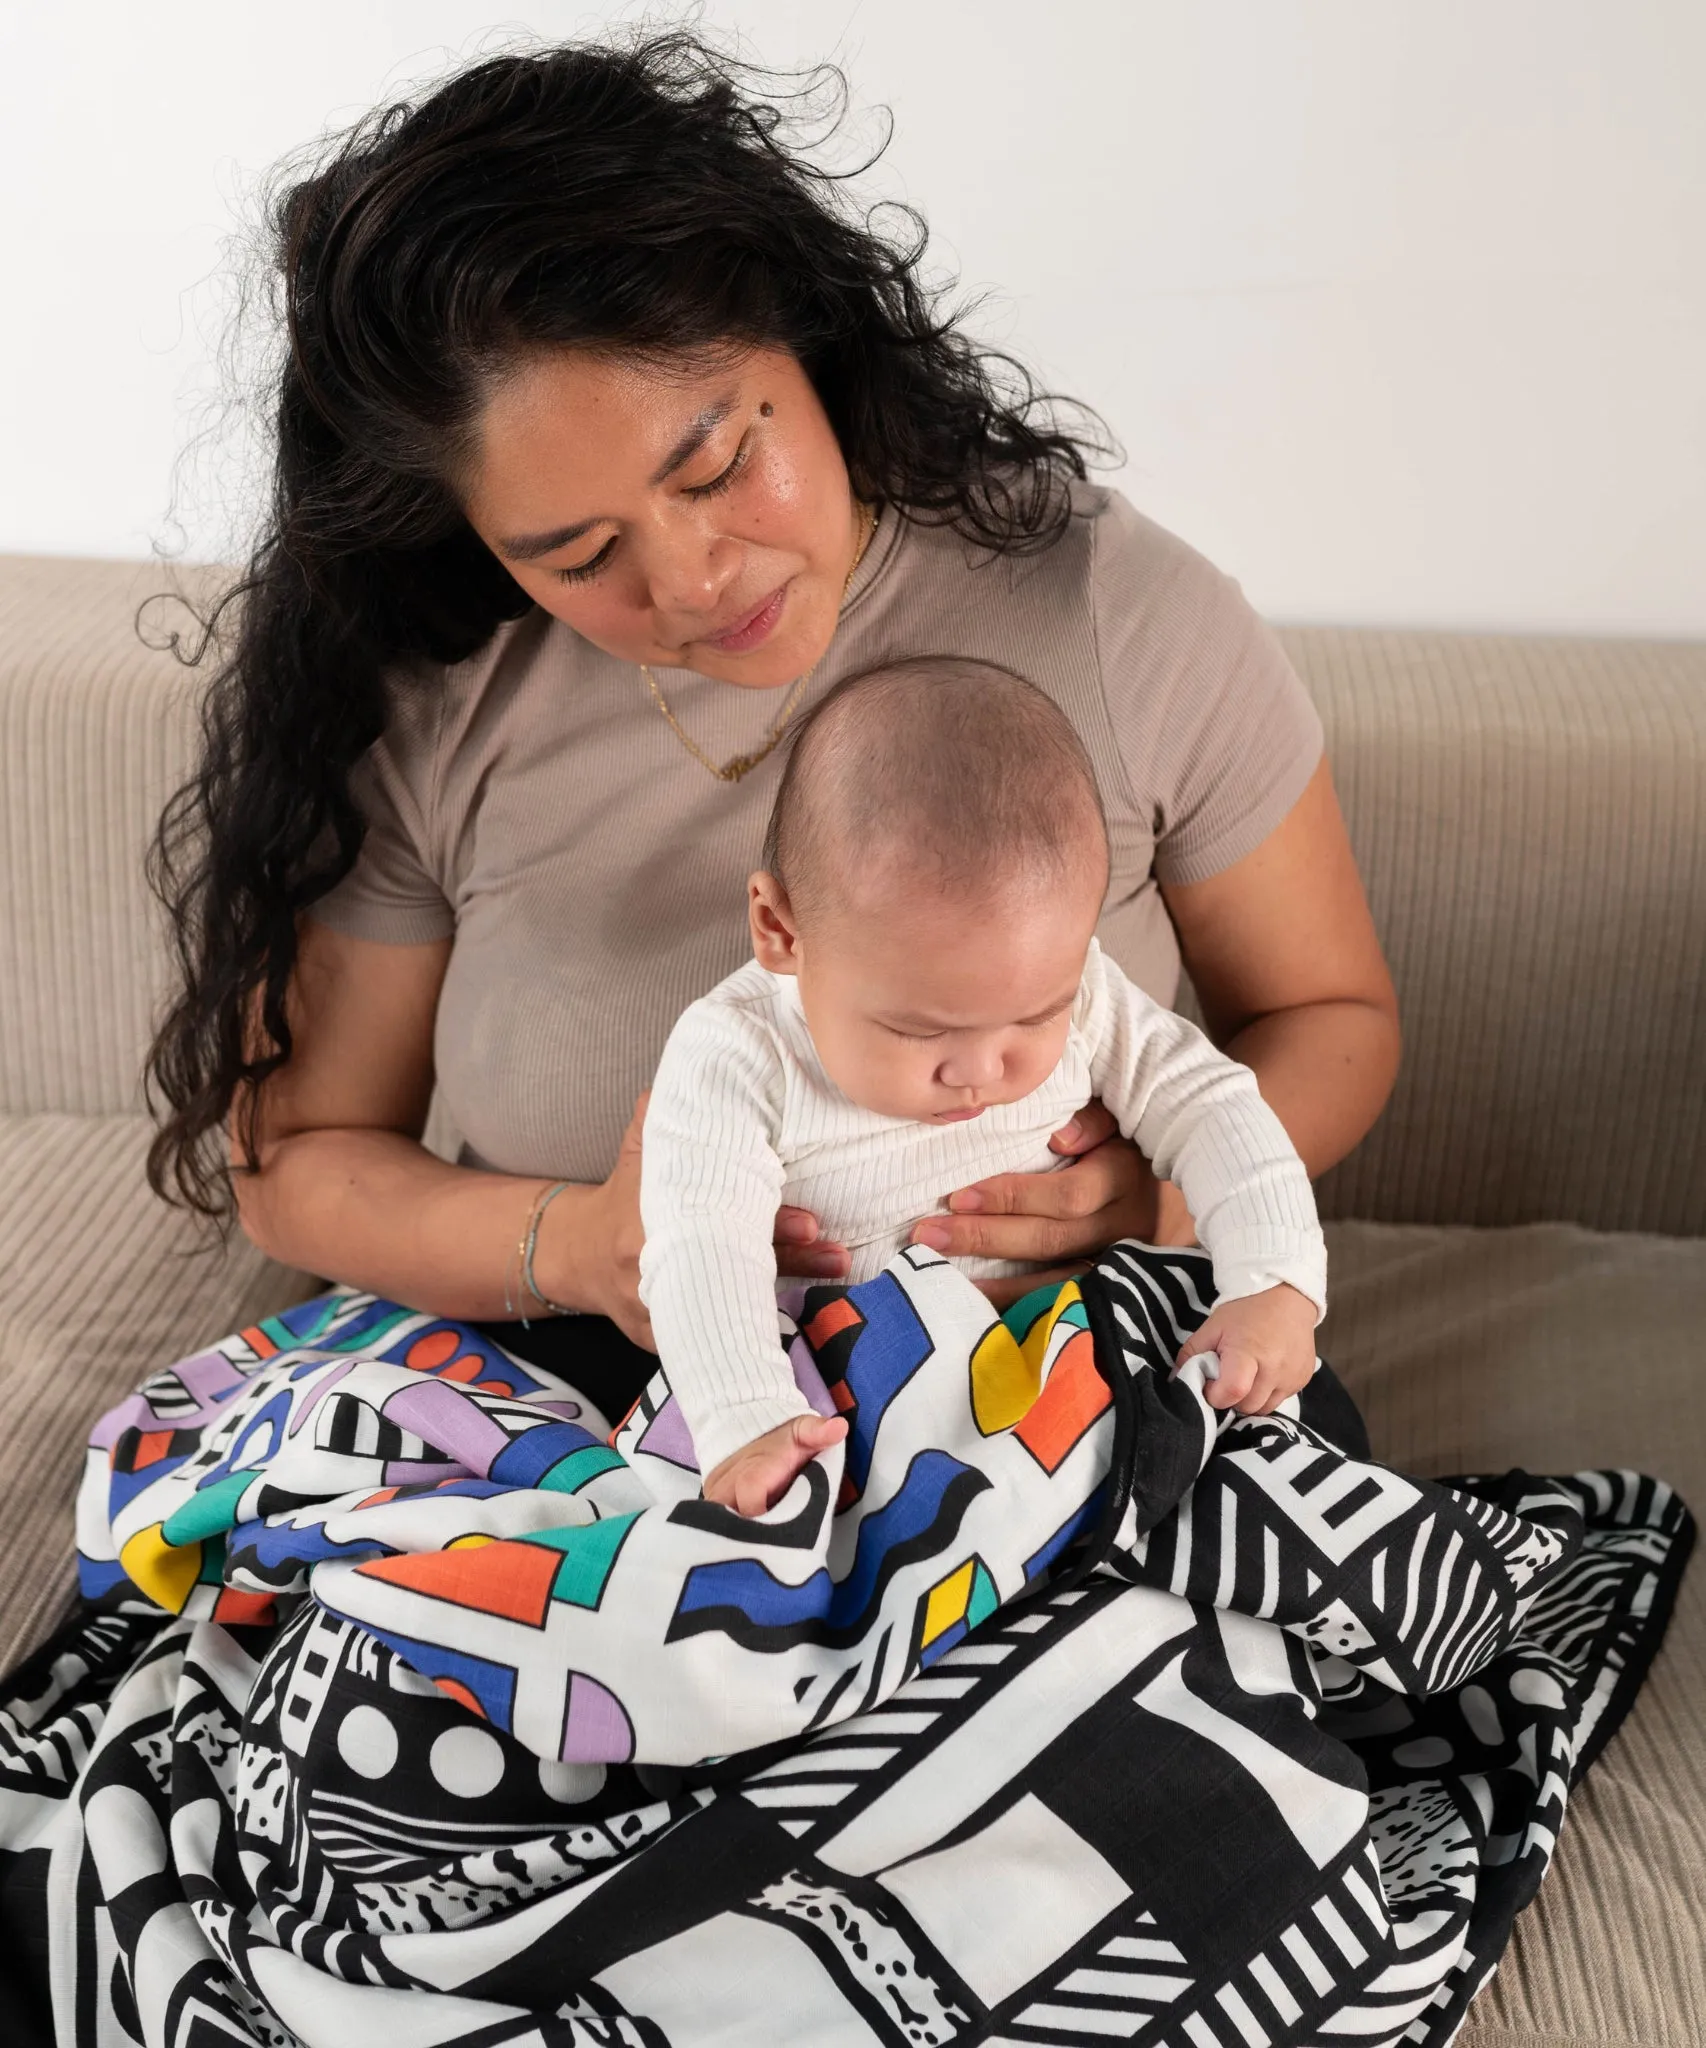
left=638, top=940, right=1327, bottom=1474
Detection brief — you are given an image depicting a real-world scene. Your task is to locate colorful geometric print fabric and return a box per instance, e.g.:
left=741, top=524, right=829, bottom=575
left=0, top=1244, right=1690, bottom=2048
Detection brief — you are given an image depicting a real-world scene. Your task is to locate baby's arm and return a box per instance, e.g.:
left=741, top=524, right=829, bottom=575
left=1079, top=947, right=1326, bottom=1412
left=640, top=1000, right=838, bottom=1490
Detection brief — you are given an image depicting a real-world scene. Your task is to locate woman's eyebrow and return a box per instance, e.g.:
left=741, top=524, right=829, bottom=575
left=496, top=392, right=742, bottom=560
left=648, top=392, right=740, bottom=485
left=498, top=516, right=601, bottom=562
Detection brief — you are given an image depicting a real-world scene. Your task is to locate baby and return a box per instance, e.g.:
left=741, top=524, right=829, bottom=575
left=639, top=658, right=1327, bottom=1516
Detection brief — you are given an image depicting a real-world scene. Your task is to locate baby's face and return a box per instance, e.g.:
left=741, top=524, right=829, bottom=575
left=774, top=875, right=1101, bottom=1123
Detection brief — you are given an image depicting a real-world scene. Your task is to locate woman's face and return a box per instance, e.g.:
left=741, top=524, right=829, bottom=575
left=461, top=345, right=864, bottom=690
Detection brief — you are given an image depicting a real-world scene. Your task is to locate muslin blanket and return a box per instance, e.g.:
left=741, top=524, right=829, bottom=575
left=0, top=1242, right=1690, bottom=2048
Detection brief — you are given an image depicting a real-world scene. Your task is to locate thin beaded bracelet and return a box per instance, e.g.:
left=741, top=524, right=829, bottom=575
left=519, top=1179, right=573, bottom=1326
left=503, top=1179, right=573, bottom=1326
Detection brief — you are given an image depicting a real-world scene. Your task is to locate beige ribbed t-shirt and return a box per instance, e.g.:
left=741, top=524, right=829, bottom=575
left=310, top=485, right=1323, bottom=1185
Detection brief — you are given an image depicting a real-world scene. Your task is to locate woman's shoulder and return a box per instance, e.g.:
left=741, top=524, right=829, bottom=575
left=877, top=481, right=1258, bottom=654
left=376, top=604, right=573, bottom=780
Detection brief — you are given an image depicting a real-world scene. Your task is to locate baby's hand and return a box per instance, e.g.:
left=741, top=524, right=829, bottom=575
left=703, top=1415, right=849, bottom=1518
left=1176, top=1283, right=1318, bottom=1416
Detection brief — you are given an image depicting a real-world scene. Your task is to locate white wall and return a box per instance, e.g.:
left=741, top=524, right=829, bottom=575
left=2, top=1, right=1702, bottom=633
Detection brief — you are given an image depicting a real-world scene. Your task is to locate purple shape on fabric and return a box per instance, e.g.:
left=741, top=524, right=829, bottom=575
left=381, top=1460, right=467, bottom=1487
left=87, top=1348, right=249, bottom=1450
left=532, top=1399, right=585, bottom=1423
left=636, top=1397, right=699, bottom=1472
left=384, top=1379, right=513, bottom=1475
left=560, top=1672, right=634, bottom=1763
left=285, top=1360, right=357, bottom=1438
left=790, top=1338, right=837, bottom=1421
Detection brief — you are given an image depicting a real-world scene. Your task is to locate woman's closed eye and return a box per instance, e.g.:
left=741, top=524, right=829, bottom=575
left=682, top=432, right=752, bottom=501
left=555, top=536, right=618, bottom=585
left=552, top=436, right=753, bottom=585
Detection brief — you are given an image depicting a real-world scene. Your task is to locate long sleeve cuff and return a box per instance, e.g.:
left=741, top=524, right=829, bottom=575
left=681, top=1388, right=819, bottom=1481
left=1208, top=1229, right=1329, bottom=1325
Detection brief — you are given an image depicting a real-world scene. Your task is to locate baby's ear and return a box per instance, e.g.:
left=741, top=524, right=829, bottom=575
left=749, top=871, right=801, bottom=974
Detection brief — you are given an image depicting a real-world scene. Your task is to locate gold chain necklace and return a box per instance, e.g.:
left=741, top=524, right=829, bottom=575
left=639, top=501, right=877, bottom=783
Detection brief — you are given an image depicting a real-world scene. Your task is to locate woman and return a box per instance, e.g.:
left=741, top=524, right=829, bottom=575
left=150, top=33, right=1399, bottom=1426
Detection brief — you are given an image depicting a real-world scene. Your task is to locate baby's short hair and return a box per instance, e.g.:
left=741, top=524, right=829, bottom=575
left=763, top=656, right=1108, bottom=918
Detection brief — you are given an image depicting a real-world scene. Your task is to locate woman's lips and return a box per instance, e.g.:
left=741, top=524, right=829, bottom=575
left=703, top=582, right=789, bottom=654
left=933, top=1106, right=986, bottom=1123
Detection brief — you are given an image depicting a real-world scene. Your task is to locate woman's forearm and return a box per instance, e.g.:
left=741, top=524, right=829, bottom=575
left=1220, top=996, right=1401, bottom=1181
left=237, top=1125, right=595, bottom=1320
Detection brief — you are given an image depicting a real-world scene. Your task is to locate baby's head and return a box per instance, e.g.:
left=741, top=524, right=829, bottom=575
left=751, top=657, right=1109, bottom=1123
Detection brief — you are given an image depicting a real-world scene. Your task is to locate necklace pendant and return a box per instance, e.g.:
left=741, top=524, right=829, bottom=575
left=719, top=752, right=759, bottom=782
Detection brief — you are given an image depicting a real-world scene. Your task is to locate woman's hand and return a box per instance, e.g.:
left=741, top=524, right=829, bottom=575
left=534, top=1093, right=655, bottom=1348
left=908, top=1100, right=1196, bottom=1310
left=774, top=1208, right=852, bottom=1283
left=534, top=1093, right=852, bottom=1347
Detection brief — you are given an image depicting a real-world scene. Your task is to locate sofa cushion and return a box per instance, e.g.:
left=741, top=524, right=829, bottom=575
left=0, top=1112, right=313, bottom=1672
left=1286, top=628, right=1706, bottom=1238
left=1321, top=1219, right=1704, bottom=2048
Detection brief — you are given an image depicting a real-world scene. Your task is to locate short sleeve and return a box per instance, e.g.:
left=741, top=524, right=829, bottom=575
left=1092, top=494, right=1323, bottom=887
left=307, top=699, right=455, bottom=946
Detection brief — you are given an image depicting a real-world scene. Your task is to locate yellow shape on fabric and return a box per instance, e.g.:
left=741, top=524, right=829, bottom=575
left=118, top=1523, right=203, bottom=1614
left=968, top=1279, right=1085, bottom=1435
left=922, top=1559, right=975, bottom=1645
left=447, top=1533, right=497, bottom=1550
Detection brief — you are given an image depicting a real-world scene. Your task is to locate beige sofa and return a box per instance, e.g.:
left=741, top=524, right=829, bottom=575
left=1, top=553, right=1701, bottom=2046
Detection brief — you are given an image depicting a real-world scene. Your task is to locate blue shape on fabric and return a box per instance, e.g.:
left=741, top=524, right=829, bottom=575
left=488, top=1422, right=608, bottom=1491
left=106, top=1452, right=192, bottom=1518
left=356, top=1628, right=519, bottom=1731
left=1023, top=1484, right=1106, bottom=1585
left=77, top=1556, right=132, bottom=1601
left=670, top=1449, right=989, bottom=1648
left=838, top=1272, right=936, bottom=1494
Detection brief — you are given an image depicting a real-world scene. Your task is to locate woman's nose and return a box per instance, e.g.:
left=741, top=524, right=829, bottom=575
left=647, top=532, right=741, bottom=618
left=937, top=1043, right=1004, bottom=1092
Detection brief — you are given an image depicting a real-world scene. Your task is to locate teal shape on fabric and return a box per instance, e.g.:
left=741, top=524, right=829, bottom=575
left=196, top=1534, right=228, bottom=1586
left=162, top=1472, right=252, bottom=1546
left=322, top=1308, right=414, bottom=1353
left=967, top=1558, right=1000, bottom=1630
left=539, top=1444, right=627, bottom=1493
left=516, top=1512, right=639, bottom=1610
left=999, top=1278, right=1090, bottom=1338
left=259, top=1301, right=414, bottom=1355
left=263, top=1298, right=340, bottom=1348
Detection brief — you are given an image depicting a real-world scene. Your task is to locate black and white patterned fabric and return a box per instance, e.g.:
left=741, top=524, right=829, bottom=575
left=0, top=1243, right=1690, bottom=2047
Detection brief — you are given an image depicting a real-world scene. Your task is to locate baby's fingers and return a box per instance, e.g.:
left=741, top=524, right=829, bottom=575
left=1203, top=1340, right=1259, bottom=1411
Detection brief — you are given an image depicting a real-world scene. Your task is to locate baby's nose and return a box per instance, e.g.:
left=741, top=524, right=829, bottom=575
left=936, top=1044, right=1004, bottom=1091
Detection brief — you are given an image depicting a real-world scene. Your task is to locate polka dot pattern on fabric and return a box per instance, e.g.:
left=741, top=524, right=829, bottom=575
left=431, top=1724, right=506, bottom=1799
left=538, top=1759, right=608, bottom=1804
left=1458, top=1684, right=1503, bottom=1747
left=1509, top=1666, right=1567, bottom=1712
left=336, top=1705, right=399, bottom=1780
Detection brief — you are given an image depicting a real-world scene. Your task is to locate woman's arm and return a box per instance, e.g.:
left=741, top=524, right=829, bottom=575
left=236, top=920, right=849, bottom=1341
left=235, top=917, right=653, bottom=1340
left=1159, top=755, right=1399, bottom=1179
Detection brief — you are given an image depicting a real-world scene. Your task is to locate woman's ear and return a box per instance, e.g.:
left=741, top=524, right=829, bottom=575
left=749, top=871, right=801, bottom=973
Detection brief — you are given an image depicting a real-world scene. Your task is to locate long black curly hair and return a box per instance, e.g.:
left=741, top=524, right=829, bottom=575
left=146, top=30, right=1106, bottom=1219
